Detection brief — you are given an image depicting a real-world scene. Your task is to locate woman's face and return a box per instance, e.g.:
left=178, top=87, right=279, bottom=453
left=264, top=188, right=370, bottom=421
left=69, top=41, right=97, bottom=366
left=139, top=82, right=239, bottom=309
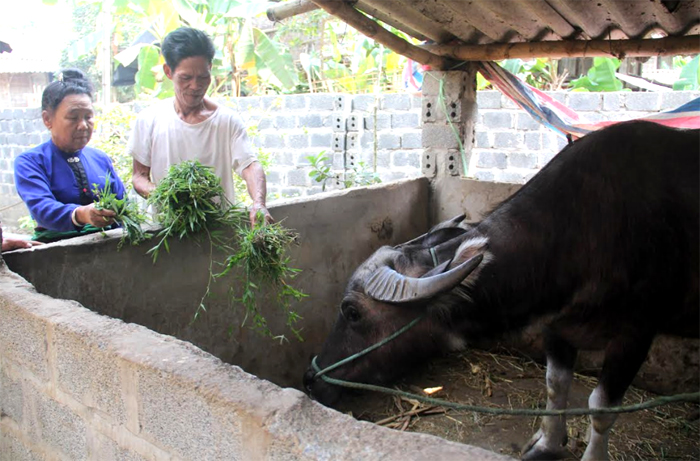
left=42, top=93, right=94, bottom=153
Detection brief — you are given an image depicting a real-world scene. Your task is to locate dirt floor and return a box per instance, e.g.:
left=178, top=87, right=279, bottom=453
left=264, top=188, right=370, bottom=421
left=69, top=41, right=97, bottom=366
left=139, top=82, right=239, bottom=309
left=336, top=347, right=700, bottom=460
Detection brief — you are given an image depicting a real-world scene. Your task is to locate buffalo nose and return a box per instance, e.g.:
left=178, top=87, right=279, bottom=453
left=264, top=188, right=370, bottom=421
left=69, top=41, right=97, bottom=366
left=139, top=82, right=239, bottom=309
left=303, top=367, right=316, bottom=394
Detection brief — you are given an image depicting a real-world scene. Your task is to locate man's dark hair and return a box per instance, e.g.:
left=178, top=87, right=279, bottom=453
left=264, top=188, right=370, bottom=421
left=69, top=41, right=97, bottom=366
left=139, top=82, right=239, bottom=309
left=161, top=27, right=215, bottom=71
left=41, top=68, right=93, bottom=112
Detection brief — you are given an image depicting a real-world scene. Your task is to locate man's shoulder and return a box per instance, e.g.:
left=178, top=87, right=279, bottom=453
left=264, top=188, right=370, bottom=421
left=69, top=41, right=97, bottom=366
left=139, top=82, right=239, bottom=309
left=212, top=103, right=246, bottom=128
left=16, top=142, right=49, bottom=162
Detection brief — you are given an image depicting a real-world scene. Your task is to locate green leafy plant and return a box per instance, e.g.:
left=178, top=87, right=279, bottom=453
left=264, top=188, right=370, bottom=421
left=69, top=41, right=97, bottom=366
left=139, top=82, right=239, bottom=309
left=307, top=150, right=333, bottom=191
left=18, top=215, right=37, bottom=232
left=92, top=104, right=136, bottom=186
left=673, top=55, right=699, bottom=91
left=92, top=174, right=150, bottom=250
left=307, top=152, right=382, bottom=191
left=147, top=160, right=304, bottom=340
left=217, top=217, right=306, bottom=341
left=569, top=57, right=624, bottom=92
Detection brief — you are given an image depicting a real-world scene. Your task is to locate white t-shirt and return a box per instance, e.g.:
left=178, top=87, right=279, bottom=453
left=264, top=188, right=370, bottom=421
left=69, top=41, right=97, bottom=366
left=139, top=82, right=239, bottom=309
left=127, top=99, right=257, bottom=204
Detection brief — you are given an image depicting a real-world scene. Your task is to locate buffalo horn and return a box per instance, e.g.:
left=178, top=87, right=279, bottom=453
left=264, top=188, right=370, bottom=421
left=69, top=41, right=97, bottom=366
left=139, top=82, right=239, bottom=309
left=365, top=253, right=483, bottom=303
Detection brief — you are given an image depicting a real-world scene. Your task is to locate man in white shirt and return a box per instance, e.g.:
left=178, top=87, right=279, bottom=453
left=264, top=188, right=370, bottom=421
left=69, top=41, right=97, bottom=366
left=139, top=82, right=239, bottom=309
left=128, top=27, right=273, bottom=225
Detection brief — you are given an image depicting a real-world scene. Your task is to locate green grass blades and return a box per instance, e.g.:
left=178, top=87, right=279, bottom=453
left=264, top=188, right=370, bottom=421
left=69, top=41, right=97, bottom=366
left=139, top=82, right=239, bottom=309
left=93, top=174, right=150, bottom=250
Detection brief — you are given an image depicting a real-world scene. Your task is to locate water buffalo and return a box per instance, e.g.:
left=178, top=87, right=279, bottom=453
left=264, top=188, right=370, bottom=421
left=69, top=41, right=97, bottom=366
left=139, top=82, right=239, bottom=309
left=303, top=121, right=699, bottom=461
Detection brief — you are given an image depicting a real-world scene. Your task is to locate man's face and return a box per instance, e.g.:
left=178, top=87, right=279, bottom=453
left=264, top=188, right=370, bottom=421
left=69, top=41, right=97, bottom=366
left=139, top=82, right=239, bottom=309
left=164, top=56, right=212, bottom=110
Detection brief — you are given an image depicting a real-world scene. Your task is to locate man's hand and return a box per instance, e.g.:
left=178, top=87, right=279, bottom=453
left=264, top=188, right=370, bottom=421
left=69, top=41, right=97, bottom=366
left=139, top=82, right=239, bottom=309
left=250, top=202, right=274, bottom=227
left=75, top=204, right=117, bottom=228
left=1, top=237, right=43, bottom=252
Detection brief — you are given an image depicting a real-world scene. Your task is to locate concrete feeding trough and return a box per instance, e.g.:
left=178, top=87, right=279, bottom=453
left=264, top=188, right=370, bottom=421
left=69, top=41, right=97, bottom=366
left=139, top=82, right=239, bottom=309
left=0, top=178, right=518, bottom=461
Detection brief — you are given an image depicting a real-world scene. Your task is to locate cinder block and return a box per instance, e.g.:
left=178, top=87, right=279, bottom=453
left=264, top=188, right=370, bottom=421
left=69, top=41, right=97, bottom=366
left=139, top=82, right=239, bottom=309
left=0, top=363, right=23, bottom=423
left=660, top=91, right=698, bottom=110
left=422, top=71, right=465, bottom=97
left=310, top=133, right=332, bottom=149
left=422, top=149, right=437, bottom=178
left=445, top=151, right=462, bottom=176
left=0, top=431, right=43, bottom=461
left=493, top=131, right=522, bottom=149
left=516, top=113, right=541, bottom=131
left=524, top=132, right=542, bottom=150
left=332, top=133, right=345, bottom=152
left=298, top=114, right=325, bottom=128
left=352, top=95, right=377, bottom=112
left=33, top=388, right=88, bottom=459
left=280, top=187, right=303, bottom=197
left=260, top=96, right=282, bottom=110
left=262, top=134, right=285, bottom=149
left=332, top=115, right=346, bottom=132
left=265, top=170, right=284, bottom=184
left=538, top=151, right=558, bottom=168
left=401, top=132, right=421, bottom=149
left=603, top=93, right=623, bottom=111
left=381, top=94, right=411, bottom=111
left=500, top=171, right=527, bottom=184
left=309, top=94, right=336, bottom=111
left=274, top=115, right=296, bottom=130
left=392, top=151, right=420, bottom=168
left=567, top=93, right=601, bottom=111
left=239, top=97, right=261, bottom=111
left=473, top=170, right=495, bottom=181
left=257, top=118, right=273, bottom=130
left=482, top=111, right=512, bottom=129
left=360, top=132, right=373, bottom=150
left=346, top=114, right=360, bottom=132
left=333, top=95, right=347, bottom=112
left=625, top=92, right=661, bottom=111
left=87, top=428, right=152, bottom=461
left=508, top=152, right=538, bottom=169
left=500, top=94, right=519, bottom=109
left=0, top=303, right=50, bottom=382
left=476, top=91, right=501, bottom=109
left=377, top=133, right=400, bottom=150
left=287, top=134, right=309, bottom=149
left=344, top=132, right=358, bottom=151
left=272, top=152, right=294, bottom=166
left=391, top=112, right=420, bottom=129
left=422, top=125, right=460, bottom=149
left=364, top=113, right=391, bottom=130
left=477, top=151, right=507, bottom=169
left=287, top=169, right=309, bottom=186
left=444, top=99, right=462, bottom=122
left=52, top=326, right=127, bottom=425
left=138, top=368, right=218, bottom=460
left=411, top=95, right=423, bottom=109
left=475, top=131, right=491, bottom=148
left=284, top=95, right=307, bottom=110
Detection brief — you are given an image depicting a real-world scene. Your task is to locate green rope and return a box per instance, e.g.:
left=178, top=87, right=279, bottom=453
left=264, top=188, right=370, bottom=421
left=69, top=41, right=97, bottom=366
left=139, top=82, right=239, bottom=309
left=313, top=316, right=423, bottom=378
left=312, top=314, right=700, bottom=417
left=314, top=369, right=700, bottom=417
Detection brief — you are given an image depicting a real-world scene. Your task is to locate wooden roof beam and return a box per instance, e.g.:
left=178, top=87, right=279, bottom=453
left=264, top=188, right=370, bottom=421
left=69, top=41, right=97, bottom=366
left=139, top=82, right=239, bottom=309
left=267, top=0, right=320, bottom=22
left=423, top=35, right=700, bottom=61
left=308, top=0, right=452, bottom=69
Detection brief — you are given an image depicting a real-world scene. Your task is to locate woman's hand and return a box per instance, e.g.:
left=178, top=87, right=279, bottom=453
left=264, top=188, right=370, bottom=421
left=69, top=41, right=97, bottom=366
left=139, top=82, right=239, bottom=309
left=74, top=204, right=117, bottom=228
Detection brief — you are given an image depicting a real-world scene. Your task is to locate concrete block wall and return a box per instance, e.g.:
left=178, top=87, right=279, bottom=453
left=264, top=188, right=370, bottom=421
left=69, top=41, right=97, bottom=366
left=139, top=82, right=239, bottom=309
left=0, top=108, right=49, bottom=227
left=223, top=93, right=424, bottom=200
left=470, top=90, right=700, bottom=183
left=0, top=259, right=512, bottom=461
left=1, top=91, right=698, bottom=231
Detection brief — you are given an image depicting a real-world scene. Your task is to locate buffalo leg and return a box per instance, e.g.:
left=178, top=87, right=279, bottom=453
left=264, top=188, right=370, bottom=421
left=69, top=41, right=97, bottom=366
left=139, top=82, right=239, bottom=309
left=582, top=335, right=653, bottom=461
left=522, top=333, right=577, bottom=460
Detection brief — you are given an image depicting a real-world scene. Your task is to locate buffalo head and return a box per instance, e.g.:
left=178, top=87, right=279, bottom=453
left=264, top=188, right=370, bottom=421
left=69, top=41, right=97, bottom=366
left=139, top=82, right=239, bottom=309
left=304, top=215, right=485, bottom=406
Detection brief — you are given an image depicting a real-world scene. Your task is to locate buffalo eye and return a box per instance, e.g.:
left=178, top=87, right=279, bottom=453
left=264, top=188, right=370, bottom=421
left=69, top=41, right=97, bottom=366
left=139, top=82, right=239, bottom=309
left=341, top=303, right=361, bottom=323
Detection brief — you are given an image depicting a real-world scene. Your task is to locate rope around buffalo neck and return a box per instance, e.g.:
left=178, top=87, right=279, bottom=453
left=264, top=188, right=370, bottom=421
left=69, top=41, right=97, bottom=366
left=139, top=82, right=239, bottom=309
left=311, top=317, right=700, bottom=416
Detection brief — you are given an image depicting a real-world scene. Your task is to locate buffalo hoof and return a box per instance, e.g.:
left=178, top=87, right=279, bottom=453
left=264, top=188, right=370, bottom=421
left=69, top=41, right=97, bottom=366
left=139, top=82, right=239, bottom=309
left=521, top=430, right=569, bottom=460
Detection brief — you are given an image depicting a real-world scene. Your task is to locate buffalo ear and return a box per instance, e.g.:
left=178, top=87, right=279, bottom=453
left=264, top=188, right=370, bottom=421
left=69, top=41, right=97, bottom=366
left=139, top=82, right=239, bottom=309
left=420, top=259, right=452, bottom=278
left=396, top=214, right=468, bottom=249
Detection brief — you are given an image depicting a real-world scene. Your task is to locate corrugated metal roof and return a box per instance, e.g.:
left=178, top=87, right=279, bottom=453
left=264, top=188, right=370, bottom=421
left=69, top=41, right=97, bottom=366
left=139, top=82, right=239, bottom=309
left=354, top=0, right=700, bottom=45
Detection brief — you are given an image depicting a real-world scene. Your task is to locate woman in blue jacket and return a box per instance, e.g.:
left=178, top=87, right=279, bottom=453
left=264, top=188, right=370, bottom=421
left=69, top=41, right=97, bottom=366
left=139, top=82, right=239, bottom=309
left=14, top=69, right=125, bottom=243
